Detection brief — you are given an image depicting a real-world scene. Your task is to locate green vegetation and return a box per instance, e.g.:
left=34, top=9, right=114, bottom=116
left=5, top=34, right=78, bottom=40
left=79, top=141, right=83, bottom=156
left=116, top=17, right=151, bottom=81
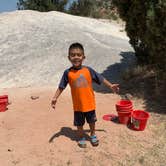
left=69, top=0, right=93, bottom=17
left=113, top=1, right=166, bottom=110
left=112, top=0, right=166, bottom=73
left=69, top=0, right=118, bottom=19
left=17, top=0, right=68, bottom=12
left=17, top=0, right=118, bottom=20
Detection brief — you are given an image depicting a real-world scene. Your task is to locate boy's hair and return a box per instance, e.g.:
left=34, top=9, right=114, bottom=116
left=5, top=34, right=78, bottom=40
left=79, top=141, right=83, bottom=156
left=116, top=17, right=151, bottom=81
left=69, top=42, right=84, bottom=53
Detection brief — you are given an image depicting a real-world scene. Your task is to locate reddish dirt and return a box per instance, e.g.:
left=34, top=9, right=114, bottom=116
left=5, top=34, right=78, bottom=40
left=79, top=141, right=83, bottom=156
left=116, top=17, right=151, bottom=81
left=0, top=87, right=155, bottom=166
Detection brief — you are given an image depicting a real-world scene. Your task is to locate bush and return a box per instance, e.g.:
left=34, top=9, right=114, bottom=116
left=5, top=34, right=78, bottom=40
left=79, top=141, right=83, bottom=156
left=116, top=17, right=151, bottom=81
left=112, top=0, right=166, bottom=72
left=17, top=0, right=68, bottom=12
left=69, top=0, right=93, bottom=16
left=69, top=0, right=118, bottom=19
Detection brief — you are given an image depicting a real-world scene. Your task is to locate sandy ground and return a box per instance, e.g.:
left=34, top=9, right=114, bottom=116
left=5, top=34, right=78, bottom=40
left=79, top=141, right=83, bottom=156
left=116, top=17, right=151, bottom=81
left=0, top=86, right=156, bottom=166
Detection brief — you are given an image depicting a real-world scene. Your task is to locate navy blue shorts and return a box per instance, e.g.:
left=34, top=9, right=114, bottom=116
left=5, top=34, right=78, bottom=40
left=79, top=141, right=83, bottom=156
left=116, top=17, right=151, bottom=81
left=74, top=110, right=97, bottom=126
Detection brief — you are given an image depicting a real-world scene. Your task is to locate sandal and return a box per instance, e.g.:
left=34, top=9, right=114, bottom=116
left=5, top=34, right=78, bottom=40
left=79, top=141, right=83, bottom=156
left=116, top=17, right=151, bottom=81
left=78, top=137, right=86, bottom=148
left=90, top=135, right=99, bottom=146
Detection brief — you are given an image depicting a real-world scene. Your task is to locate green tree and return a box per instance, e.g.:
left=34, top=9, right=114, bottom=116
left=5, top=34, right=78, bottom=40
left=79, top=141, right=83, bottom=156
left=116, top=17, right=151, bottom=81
left=68, top=1, right=79, bottom=15
left=17, top=0, right=68, bottom=12
left=68, top=0, right=117, bottom=19
left=69, top=0, right=93, bottom=16
left=112, top=0, right=166, bottom=71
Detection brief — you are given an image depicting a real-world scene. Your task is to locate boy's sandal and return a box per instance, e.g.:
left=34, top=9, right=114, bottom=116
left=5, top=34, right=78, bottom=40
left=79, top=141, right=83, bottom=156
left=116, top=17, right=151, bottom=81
left=78, top=137, right=87, bottom=148
left=90, top=135, right=99, bottom=146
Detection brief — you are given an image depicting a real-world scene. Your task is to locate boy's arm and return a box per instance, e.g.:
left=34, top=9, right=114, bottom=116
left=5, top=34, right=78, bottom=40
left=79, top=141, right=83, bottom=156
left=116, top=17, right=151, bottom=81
left=87, top=66, right=119, bottom=93
left=103, top=78, right=119, bottom=93
left=51, top=88, right=64, bottom=110
left=51, top=69, right=69, bottom=110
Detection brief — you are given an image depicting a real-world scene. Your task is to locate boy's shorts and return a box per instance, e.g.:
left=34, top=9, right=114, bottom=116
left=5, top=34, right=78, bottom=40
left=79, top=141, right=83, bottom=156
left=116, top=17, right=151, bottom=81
left=74, top=110, right=97, bottom=126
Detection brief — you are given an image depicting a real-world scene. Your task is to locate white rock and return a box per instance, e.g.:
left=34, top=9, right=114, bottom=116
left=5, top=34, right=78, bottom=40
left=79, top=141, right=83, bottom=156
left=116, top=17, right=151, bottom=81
left=0, top=10, right=135, bottom=88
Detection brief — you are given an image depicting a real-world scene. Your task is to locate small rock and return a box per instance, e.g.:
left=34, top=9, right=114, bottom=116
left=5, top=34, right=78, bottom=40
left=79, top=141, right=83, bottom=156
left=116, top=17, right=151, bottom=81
left=31, top=95, right=39, bottom=100
left=8, top=101, right=12, bottom=105
left=8, top=149, right=12, bottom=152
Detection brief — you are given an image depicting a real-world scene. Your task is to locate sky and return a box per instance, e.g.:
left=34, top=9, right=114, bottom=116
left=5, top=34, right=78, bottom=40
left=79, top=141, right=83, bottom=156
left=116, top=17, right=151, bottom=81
left=0, top=0, right=76, bottom=13
left=0, top=0, right=18, bottom=12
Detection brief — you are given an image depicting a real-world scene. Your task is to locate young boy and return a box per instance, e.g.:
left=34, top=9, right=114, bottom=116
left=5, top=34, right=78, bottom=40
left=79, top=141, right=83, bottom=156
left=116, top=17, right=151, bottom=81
left=51, top=43, right=119, bottom=148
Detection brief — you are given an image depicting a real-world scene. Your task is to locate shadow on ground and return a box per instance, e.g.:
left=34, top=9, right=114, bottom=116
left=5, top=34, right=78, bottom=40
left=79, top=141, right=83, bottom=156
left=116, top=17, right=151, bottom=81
left=120, top=70, right=166, bottom=115
left=93, top=51, right=166, bottom=115
left=49, top=127, right=106, bottom=143
left=93, top=51, right=136, bottom=93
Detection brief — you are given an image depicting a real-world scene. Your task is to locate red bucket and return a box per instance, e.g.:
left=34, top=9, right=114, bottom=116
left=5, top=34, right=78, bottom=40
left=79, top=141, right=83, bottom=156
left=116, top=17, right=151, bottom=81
left=116, top=100, right=133, bottom=112
left=116, top=106, right=132, bottom=112
left=116, top=100, right=132, bottom=107
left=0, top=95, right=8, bottom=104
left=131, top=110, right=150, bottom=131
left=0, top=100, right=7, bottom=112
left=118, top=111, right=131, bottom=124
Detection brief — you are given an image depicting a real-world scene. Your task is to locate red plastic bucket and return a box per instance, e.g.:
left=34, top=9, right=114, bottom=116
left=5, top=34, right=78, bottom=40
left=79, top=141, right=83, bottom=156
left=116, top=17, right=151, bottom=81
left=0, top=100, right=7, bottom=112
left=0, top=95, right=8, bottom=104
left=116, top=106, right=132, bottom=112
left=131, top=110, right=150, bottom=131
left=116, top=100, right=133, bottom=112
left=118, top=111, right=131, bottom=124
left=115, top=100, right=133, bottom=124
left=116, top=100, right=132, bottom=107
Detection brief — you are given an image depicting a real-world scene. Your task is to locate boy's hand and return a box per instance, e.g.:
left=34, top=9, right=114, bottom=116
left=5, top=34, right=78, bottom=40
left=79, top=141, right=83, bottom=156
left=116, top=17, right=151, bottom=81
left=51, top=98, right=57, bottom=110
left=103, top=79, right=120, bottom=94
left=110, top=84, right=119, bottom=93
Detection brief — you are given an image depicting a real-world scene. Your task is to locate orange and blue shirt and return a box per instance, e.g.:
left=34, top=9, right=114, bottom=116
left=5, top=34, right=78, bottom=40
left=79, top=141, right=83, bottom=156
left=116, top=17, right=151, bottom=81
left=59, top=66, right=104, bottom=112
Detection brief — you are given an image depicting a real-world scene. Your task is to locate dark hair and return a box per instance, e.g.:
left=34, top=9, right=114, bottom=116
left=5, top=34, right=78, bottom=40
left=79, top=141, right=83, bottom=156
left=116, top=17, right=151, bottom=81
left=69, top=42, right=84, bottom=53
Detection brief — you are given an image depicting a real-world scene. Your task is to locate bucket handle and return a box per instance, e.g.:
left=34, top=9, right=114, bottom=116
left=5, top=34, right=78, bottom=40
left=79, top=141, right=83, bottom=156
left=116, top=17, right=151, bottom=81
left=120, top=93, right=132, bottom=100
left=130, top=110, right=141, bottom=129
left=130, top=110, right=135, bottom=124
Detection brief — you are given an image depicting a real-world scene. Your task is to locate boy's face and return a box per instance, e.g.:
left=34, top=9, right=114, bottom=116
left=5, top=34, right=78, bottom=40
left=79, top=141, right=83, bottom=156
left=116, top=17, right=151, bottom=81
left=68, top=48, right=85, bottom=68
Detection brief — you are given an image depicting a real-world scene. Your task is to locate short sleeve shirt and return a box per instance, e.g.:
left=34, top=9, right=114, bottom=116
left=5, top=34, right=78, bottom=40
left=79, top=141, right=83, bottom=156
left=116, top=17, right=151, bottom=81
left=59, top=66, right=104, bottom=112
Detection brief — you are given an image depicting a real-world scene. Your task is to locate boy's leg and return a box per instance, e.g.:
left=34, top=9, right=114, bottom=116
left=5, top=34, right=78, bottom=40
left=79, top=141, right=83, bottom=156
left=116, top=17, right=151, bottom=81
left=89, top=122, right=99, bottom=146
left=77, top=126, right=84, bottom=138
left=89, top=122, right=96, bottom=136
left=85, top=110, right=97, bottom=135
left=77, top=126, right=86, bottom=148
left=74, top=112, right=85, bottom=138
left=85, top=110, right=99, bottom=146
left=74, top=112, right=86, bottom=148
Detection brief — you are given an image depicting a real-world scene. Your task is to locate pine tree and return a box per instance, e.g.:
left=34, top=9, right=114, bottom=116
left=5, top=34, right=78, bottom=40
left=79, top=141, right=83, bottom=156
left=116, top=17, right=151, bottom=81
left=69, top=0, right=93, bottom=16
left=17, top=0, right=68, bottom=12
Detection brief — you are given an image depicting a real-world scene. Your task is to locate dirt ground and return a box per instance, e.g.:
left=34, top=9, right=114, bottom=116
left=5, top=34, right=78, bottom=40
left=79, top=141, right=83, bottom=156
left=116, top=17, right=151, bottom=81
left=0, top=86, right=165, bottom=166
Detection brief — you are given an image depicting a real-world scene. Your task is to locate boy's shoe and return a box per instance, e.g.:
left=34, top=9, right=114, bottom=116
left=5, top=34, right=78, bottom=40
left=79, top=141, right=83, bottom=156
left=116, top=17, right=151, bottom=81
left=78, top=137, right=87, bottom=148
left=90, top=135, right=99, bottom=146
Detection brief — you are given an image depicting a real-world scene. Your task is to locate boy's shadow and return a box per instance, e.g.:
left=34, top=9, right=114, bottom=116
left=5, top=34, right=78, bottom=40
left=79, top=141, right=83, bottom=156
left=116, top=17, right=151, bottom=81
left=49, top=127, right=106, bottom=143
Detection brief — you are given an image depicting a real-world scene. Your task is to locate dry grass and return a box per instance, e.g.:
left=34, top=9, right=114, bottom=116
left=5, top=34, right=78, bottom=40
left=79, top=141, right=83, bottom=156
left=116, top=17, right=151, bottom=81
left=119, top=115, right=166, bottom=166
left=118, top=65, right=166, bottom=166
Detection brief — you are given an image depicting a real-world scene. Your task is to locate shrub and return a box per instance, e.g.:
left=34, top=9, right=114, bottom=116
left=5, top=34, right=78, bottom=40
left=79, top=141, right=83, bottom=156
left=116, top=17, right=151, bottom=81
left=112, top=0, right=166, bottom=72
